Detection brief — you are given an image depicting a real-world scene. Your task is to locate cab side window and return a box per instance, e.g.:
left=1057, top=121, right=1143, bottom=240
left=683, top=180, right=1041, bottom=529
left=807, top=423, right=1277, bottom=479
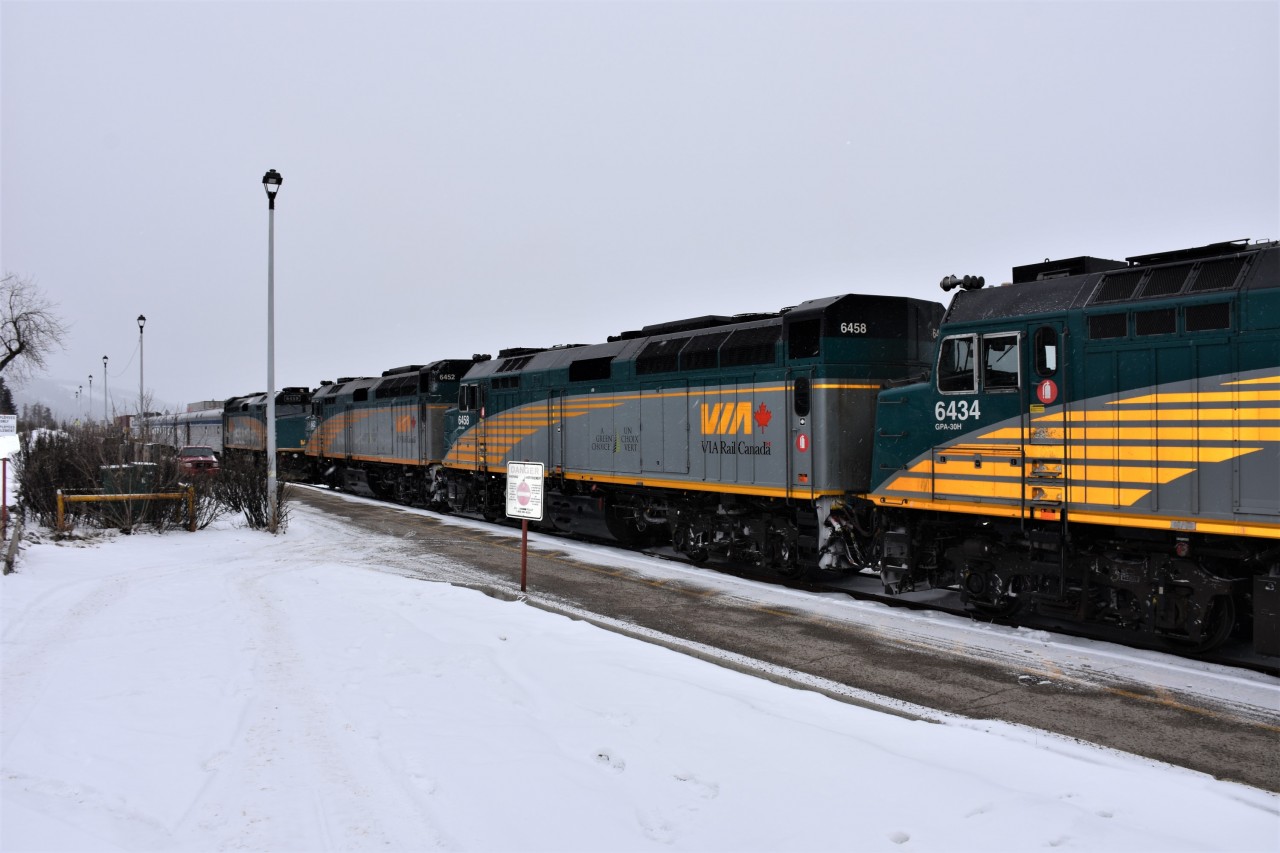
left=458, top=384, right=479, bottom=412
left=1034, top=327, right=1058, bottom=376
left=937, top=335, right=978, bottom=393
left=982, top=334, right=1020, bottom=391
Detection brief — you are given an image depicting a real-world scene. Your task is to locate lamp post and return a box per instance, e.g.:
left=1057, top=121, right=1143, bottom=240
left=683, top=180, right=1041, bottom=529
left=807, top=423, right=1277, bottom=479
left=102, top=355, right=109, bottom=423
left=262, top=168, right=283, bottom=533
left=88, top=374, right=93, bottom=424
left=137, top=315, right=146, bottom=420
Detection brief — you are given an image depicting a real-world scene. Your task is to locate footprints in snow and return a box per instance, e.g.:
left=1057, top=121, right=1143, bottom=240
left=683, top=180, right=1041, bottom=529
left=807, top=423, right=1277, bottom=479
left=591, top=749, right=719, bottom=804
left=594, top=749, right=626, bottom=772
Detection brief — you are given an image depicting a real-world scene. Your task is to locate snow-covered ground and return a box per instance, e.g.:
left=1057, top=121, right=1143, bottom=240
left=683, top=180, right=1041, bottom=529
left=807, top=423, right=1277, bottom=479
left=3, top=489, right=1278, bottom=851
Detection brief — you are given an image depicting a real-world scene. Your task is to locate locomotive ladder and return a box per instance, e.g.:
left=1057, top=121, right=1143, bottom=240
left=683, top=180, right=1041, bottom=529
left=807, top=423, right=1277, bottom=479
left=1024, top=456, right=1069, bottom=601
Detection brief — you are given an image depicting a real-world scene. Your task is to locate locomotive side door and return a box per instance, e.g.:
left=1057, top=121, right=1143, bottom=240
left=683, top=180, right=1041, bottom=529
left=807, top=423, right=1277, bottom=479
left=787, top=368, right=814, bottom=498
left=342, top=403, right=354, bottom=460
left=1023, top=322, right=1068, bottom=511
left=547, top=389, right=564, bottom=472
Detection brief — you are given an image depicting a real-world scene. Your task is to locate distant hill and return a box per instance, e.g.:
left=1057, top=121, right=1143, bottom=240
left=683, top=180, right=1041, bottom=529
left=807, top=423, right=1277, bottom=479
left=11, top=375, right=177, bottom=425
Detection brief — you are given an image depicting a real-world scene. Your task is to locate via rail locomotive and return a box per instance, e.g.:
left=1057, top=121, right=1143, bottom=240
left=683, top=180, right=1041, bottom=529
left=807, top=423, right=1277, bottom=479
left=224, top=238, right=1279, bottom=657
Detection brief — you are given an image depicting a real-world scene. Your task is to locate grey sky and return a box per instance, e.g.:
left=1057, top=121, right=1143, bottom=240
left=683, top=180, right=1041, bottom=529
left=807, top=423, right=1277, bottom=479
left=3, top=1, right=1277, bottom=416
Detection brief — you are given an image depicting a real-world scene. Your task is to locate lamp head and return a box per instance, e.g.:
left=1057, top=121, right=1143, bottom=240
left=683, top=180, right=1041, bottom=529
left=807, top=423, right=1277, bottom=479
left=262, top=169, right=283, bottom=207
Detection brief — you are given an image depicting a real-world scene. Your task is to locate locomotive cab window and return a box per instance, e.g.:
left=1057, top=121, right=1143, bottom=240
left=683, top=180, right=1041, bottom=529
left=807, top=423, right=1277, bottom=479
left=982, top=333, right=1020, bottom=391
left=458, top=384, right=479, bottom=412
left=1034, top=327, right=1057, bottom=376
left=787, top=319, right=821, bottom=360
left=937, top=334, right=978, bottom=393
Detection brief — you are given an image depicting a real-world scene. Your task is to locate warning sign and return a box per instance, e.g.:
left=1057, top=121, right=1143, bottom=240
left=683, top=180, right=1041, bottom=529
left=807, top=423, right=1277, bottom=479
left=505, top=461, right=545, bottom=521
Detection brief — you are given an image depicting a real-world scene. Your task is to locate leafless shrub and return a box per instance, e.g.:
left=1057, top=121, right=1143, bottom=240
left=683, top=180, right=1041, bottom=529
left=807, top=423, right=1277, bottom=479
left=213, top=452, right=290, bottom=532
left=13, top=425, right=226, bottom=533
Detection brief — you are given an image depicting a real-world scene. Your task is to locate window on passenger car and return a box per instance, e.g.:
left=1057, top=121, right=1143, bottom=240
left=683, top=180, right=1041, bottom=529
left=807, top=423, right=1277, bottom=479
left=982, top=334, right=1019, bottom=391
left=1034, top=327, right=1057, bottom=376
left=937, top=335, right=977, bottom=393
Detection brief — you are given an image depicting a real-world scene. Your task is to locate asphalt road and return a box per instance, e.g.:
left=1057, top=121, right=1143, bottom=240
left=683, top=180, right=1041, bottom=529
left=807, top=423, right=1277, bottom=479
left=293, top=486, right=1280, bottom=793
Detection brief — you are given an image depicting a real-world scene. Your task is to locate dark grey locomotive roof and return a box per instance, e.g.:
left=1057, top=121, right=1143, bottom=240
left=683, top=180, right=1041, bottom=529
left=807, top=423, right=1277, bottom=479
left=945, top=239, right=1278, bottom=324
left=944, top=276, right=1100, bottom=323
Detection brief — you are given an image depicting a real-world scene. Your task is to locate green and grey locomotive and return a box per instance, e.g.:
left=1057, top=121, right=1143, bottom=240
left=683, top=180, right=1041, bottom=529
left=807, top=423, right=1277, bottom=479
left=855, top=239, right=1279, bottom=653
left=438, top=294, right=942, bottom=574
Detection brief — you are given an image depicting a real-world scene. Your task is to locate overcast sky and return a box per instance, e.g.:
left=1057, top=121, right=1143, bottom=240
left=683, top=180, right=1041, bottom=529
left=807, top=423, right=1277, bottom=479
left=3, top=1, right=1277, bottom=414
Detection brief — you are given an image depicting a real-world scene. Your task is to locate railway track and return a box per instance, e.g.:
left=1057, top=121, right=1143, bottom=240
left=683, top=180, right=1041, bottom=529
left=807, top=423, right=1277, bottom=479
left=300, top=484, right=1280, bottom=678
left=640, top=544, right=1280, bottom=677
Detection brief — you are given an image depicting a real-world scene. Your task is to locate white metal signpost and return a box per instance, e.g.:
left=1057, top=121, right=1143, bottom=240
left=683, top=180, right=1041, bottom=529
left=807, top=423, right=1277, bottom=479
left=506, top=461, right=544, bottom=592
left=0, top=415, right=14, bottom=540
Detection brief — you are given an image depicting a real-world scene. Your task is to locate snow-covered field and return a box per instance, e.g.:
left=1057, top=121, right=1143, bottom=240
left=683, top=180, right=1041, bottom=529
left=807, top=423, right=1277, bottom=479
left=2, top=495, right=1278, bottom=852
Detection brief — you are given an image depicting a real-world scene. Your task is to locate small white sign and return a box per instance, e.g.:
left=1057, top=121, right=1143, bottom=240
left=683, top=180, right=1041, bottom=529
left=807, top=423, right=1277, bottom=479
left=505, top=461, right=545, bottom=521
left=0, top=415, right=16, bottom=436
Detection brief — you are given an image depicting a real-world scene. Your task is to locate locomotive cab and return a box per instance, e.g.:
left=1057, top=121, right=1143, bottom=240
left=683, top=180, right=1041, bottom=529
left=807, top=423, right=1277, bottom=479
left=866, top=240, right=1280, bottom=654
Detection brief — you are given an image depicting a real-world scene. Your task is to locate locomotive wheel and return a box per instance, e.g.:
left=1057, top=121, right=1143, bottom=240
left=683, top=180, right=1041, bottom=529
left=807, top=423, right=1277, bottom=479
left=771, top=536, right=807, bottom=580
left=962, top=565, right=1021, bottom=618
left=674, top=524, right=710, bottom=565
left=1165, top=594, right=1236, bottom=653
left=605, top=511, right=648, bottom=546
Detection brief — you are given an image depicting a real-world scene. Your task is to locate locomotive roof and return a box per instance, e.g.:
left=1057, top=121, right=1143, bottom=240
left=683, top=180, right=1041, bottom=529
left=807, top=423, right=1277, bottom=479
left=945, top=239, right=1278, bottom=324
left=458, top=293, right=940, bottom=383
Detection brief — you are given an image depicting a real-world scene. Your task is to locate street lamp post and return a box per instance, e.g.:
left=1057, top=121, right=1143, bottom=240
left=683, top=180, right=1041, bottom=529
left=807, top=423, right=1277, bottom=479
left=88, top=375, right=93, bottom=424
left=137, top=315, right=146, bottom=421
left=262, top=168, right=283, bottom=533
left=102, top=356, right=109, bottom=423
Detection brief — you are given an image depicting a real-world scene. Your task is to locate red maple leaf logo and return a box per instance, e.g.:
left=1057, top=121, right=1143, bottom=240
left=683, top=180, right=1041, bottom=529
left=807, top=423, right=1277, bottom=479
left=753, top=402, right=772, bottom=431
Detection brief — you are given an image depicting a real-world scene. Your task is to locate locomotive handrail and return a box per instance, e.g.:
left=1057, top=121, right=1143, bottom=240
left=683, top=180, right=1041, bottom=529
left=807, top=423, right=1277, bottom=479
left=882, top=372, right=929, bottom=389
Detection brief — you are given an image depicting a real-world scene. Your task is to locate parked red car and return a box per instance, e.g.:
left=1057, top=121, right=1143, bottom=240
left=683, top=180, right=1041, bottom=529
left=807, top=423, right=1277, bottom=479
left=177, top=445, right=219, bottom=475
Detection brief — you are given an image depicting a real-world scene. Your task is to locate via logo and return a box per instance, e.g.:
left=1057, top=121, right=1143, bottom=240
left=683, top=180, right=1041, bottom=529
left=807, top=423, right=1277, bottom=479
left=700, top=402, right=772, bottom=435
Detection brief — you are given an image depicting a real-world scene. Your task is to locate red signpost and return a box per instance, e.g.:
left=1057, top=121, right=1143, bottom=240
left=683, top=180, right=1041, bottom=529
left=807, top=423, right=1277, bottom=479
left=506, top=462, right=545, bottom=593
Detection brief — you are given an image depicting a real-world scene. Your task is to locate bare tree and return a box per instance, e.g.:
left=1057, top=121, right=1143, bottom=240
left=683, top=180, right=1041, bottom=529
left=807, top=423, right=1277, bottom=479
left=0, top=273, right=68, bottom=381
